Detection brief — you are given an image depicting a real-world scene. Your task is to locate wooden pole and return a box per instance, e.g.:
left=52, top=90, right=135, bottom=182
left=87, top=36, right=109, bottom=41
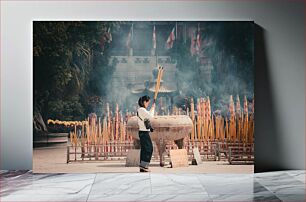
left=196, top=98, right=201, bottom=141
left=190, top=97, right=195, bottom=143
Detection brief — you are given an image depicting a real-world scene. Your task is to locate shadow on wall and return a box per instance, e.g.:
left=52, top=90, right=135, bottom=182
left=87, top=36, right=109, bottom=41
left=254, top=24, right=285, bottom=172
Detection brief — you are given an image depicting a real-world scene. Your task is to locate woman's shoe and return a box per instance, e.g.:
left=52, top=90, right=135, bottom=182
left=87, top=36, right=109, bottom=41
left=139, top=166, right=151, bottom=172
left=140, top=168, right=147, bottom=172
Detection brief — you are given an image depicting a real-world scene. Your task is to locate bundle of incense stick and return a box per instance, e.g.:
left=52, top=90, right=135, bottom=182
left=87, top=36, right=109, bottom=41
left=47, top=119, right=87, bottom=126
left=153, top=65, right=164, bottom=103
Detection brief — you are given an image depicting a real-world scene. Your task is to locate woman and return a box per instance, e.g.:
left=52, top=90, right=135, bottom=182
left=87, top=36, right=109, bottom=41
left=137, top=95, right=155, bottom=172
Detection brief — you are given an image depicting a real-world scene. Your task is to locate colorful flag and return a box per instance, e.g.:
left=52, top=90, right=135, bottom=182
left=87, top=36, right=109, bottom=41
left=152, top=25, right=156, bottom=49
left=126, top=25, right=133, bottom=49
left=107, top=27, right=112, bottom=43
left=166, top=27, right=175, bottom=49
left=196, top=24, right=201, bottom=53
left=100, top=27, right=112, bottom=50
left=190, top=30, right=197, bottom=56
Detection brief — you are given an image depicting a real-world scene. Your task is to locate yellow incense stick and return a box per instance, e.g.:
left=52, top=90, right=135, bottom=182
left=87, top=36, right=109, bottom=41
left=154, top=65, right=163, bottom=103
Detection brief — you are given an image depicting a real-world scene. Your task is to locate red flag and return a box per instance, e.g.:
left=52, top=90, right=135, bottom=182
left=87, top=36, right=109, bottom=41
left=152, top=25, right=156, bottom=49
left=126, top=26, right=132, bottom=49
left=100, top=35, right=106, bottom=50
left=100, top=27, right=112, bottom=50
left=190, top=31, right=197, bottom=56
left=166, top=27, right=175, bottom=49
left=196, top=24, right=201, bottom=53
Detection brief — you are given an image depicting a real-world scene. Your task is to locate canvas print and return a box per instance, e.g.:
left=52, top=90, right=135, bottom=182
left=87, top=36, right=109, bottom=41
left=33, top=21, right=254, bottom=173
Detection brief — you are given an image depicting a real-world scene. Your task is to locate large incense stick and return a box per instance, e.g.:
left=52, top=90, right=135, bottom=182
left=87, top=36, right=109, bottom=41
left=154, top=65, right=161, bottom=101
left=153, top=65, right=164, bottom=103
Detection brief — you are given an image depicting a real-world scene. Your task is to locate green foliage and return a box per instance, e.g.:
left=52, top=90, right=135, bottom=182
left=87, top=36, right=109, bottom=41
left=34, top=21, right=119, bottom=122
left=47, top=96, right=84, bottom=120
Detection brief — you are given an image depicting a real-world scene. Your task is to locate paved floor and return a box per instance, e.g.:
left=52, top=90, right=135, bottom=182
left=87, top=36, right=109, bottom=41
left=33, top=146, right=254, bottom=173
left=1, top=170, right=305, bottom=201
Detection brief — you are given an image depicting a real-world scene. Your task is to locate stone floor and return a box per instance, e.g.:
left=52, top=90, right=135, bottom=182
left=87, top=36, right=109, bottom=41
left=33, top=146, right=254, bottom=173
left=0, top=170, right=305, bottom=201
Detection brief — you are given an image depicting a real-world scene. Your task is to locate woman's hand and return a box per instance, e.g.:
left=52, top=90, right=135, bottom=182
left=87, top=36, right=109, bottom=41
left=152, top=102, right=156, bottom=109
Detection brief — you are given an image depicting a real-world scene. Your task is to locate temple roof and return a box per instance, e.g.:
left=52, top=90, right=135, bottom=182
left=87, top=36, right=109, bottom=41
left=147, top=84, right=176, bottom=93
left=130, top=82, right=176, bottom=95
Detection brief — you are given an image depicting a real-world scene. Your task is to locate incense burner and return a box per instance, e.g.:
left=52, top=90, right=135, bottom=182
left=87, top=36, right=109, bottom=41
left=126, top=115, right=193, bottom=166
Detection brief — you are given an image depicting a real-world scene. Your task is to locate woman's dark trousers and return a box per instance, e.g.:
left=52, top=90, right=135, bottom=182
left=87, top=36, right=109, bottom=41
left=139, top=131, right=153, bottom=168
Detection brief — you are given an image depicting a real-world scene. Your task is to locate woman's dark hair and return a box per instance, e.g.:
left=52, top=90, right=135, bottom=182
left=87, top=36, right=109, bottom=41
left=138, top=95, right=150, bottom=107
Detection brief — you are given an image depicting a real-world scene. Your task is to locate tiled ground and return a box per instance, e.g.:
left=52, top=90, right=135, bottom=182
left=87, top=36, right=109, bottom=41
left=0, top=170, right=305, bottom=201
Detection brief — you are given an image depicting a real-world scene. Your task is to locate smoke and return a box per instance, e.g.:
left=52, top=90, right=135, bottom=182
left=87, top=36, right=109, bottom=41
left=96, top=21, right=254, bottom=115
left=106, top=75, right=139, bottom=113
